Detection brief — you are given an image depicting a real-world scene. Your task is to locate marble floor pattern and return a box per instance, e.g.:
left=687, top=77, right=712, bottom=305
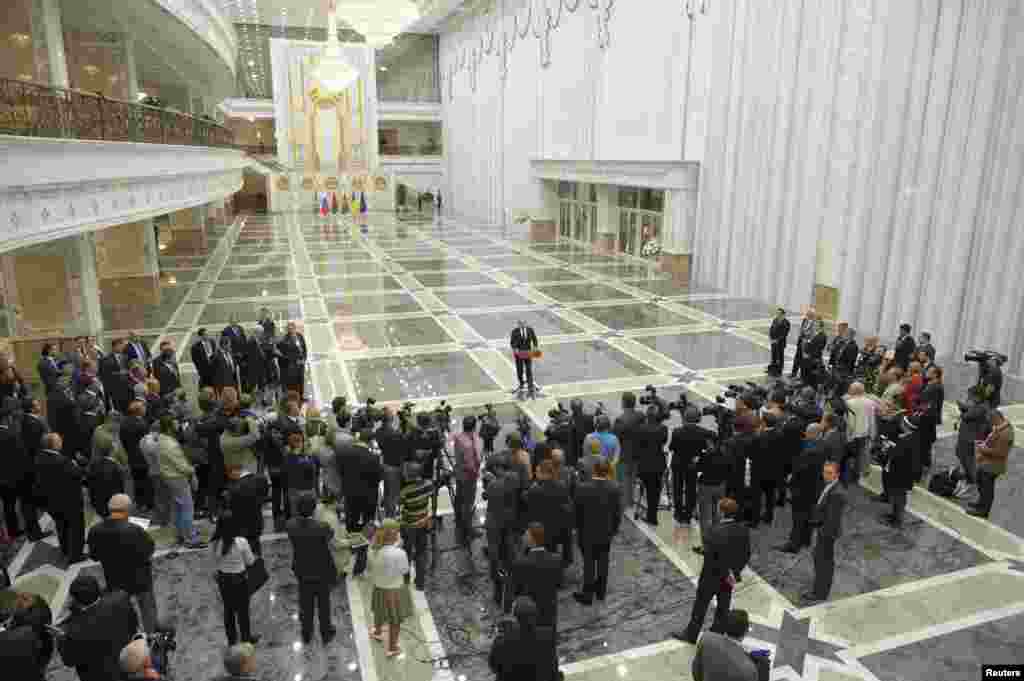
left=6, top=211, right=1024, bottom=681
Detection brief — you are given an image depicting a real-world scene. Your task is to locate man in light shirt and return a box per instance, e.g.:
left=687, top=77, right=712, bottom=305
left=843, top=383, right=877, bottom=485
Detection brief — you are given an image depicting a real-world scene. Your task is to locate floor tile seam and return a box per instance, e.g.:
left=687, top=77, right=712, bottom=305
left=346, top=576, right=380, bottom=681
left=795, top=560, right=1018, bottom=623
left=859, top=466, right=1024, bottom=559
left=558, top=639, right=688, bottom=676
left=838, top=600, right=1024, bottom=661
left=8, top=513, right=56, bottom=578
left=462, top=347, right=519, bottom=393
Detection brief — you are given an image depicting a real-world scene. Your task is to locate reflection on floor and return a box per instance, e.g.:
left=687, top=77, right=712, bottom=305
left=10, top=212, right=1024, bottom=681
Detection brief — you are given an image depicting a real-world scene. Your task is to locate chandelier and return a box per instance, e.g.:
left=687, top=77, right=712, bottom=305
left=312, top=1, right=359, bottom=94
left=333, top=0, right=422, bottom=48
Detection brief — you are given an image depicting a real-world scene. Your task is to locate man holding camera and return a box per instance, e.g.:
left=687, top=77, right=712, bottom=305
left=635, top=405, right=669, bottom=525
left=670, top=407, right=715, bottom=525
left=376, top=408, right=408, bottom=518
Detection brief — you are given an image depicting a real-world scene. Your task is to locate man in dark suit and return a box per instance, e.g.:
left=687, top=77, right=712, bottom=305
left=286, top=492, right=338, bottom=645
left=802, top=321, right=828, bottom=388
left=225, top=463, right=269, bottom=556
left=525, top=459, right=573, bottom=566
left=568, top=398, right=595, bottom=469
left=190, top=328, right=216, bottom=389
left=635, top=405, right=669, bottom=525
left=509, top=523, right=563, bottom=629
left=98, top=340, right=129, bottom=412
left=33, top=433, right=86, bottom=563
left=18, top=399, right=48, bottom=541
left=674, top=497, right=751, bottom=643
left=151, top=340, right=181, bottom=397
left=376, top=409, right=408, bottom=518
left=124, top=333, right=151, bottom=372
left=691, top=610, right=766, bottom=681
left=791, top=307, right=817, bottom=378
left=277, top=321, right=308, bottom=400
left=337, top=430, right=382, bottom=533
left=767, top=308, right=790, bottom=376
left=573, top=461, right=621, bottom=605
left=614, top=391, right=645, bottom=510
left=804, top=462, right=845, bottom=603
left=777, top=424, right=827, bottom=553
left=509, top=319, right=539, bottom=393
left=893, top=323, right=916, bottom=371
left=221, top=316, right=247, bottom=363
left=243, top=329, right=268, bottom=395
left=879, top=416, right=919, bottom=528
left=488, top=596, right=560, bottom=681
left=37, top=344, right=60, bottom=393
left=87, top=493, right=159, bottom=631
left=670, top=407, right=715, bottom=524
left=485, top=465, right=523, bottom=606
left=58, top=575, right=139, bottom=681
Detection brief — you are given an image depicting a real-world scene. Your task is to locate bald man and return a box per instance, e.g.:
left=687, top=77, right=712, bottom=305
left=805, top=462, right=846, bottom=603
left=119, top=638, right=157, bottom=680
left=87, top=494, right=158, bottom=632
left=33, top=432, right=87, bottom=563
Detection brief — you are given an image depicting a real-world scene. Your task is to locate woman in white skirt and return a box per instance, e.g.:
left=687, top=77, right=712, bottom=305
left=368, top=519, right=413, bottom=657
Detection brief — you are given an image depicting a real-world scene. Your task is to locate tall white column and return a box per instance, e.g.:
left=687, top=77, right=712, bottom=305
left=594, top=184, right=617, bottom=236
left=124, top=35, right=140, bottom=101
left=72, top=233, right=104, bottom=336
left=141, top=219, right=159, bottom=276
left=38, top=0, right=68, bottom=88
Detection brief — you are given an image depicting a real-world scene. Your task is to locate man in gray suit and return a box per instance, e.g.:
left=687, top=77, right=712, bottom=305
left=692, top=610, right=768, bottom=681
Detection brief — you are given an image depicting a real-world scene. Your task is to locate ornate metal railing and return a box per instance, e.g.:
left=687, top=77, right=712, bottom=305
left=0, top=77, right=235, bottom=148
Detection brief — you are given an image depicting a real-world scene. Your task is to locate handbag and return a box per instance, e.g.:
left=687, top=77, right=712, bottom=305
left=246, top=557, right=270, bottom=596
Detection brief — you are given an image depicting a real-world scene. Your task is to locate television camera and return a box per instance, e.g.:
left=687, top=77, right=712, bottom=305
left=964, top=349, right=1007, bottom=406
left=638, top=385, right=688, bottom=421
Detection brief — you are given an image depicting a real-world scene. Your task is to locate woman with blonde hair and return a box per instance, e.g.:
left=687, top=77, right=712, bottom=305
left=368, top=519, right=413, bottom=657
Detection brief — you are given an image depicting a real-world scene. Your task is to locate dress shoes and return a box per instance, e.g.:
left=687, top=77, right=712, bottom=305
left=775, top=544, right=800, bottom=554
left=966, top=508, right=989, bottom=518
left=671, top=630, right=698, bottom=645
left=322, top=627, right=337, bottom=645
left=800, top=592, right=824, bottom=604
left=572, top=592, right=593, bottom=606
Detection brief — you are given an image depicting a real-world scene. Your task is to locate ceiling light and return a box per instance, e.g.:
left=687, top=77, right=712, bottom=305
left=10, top=33, right=31, bottom=47
left=16, top=73, right=32, bottom=82
left=379, top=66, right=388, bottom=71
left=83, top=64, right=100, bottom=76
left=137, top=92, right=147, bottom=100
left=248, top=59, right=255, bottom=66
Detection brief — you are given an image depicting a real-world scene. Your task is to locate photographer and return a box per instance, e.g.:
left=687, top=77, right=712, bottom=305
left=0, top=591, right=53, bottom=681
left=953, top=388, right=990, bottom=499
left=400, top=463, right=434, bottom=591
left=613, top=392, right=644, bottom=510
left=635, top=405, right=669, bottom=525
left=670, top=407, right=715, bottom=524
left=544, top=405, right=573, bottom=456
left=267, top=399, right=303, bottom=528
left=59, top=575, right=139, bottom=681
left=525, top=460, right=574, bottom=567
left=484, top=459, right=522, bottom=605
left=568, top=399, right=595, bottom=469
left=337, top=429, right=382, bottom=533
left=408, top=412, right=441, bottom=480
left=692, top=426, right=736, bottom=554
left=284, top=431, right=321, bottom=516
left=750, top=412, right=787, bottom=526
left=453, top=416, right=483, bottom=544
left=220, top=396, right=262, bottom=472
left=376, top=408, right=408, bottom=518
left=480, top=404, right=501, bottom=455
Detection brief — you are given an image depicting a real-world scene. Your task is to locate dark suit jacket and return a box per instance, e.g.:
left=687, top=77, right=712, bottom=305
left=87, top=457, right=126, bottom=517
left=87, top=517, right=155, bottom=594
left=569, top=411, right=595, bottom=467
left=33, top=449, right=84, bottom=509
left=670, top=424, right=714, bottom=470
left=893, top=335, right=916, bottom=369
left=227, top=472, right=269, bottom=539
left=524, top=479, right=573, bottom=536
left=190, top=338, right=215, bottom=381
left=511, top=547, right=563, bottom=625
left=635, top=422, right=669, bottom=474
left=337, top=442, right=382, bottom=500
left=119, top=415, right=150, bottom=472
left=805, top=333, right=827, bottom=363
left=0, top=424, right=30, bottom=488
left=574, top=479, right=621, bottom=546
left=22, top=413, right=49, bottom=462
left=221, top=324, right=247, bottom=357
left=488, top=621, right=559, bottom=681
left=812, top=483, right=846, bottom=540
left=485, top=472, right=522, bottom=531
left=789, top=443, right=826, bottom=509
left=833, top=339, right=859, bottom=373
left=375, top=425, right=408, bottom=468
left=58, top=590, right=139, bottom=681
left=152, top=358, right=181, bottom=396
left=98, top=354, right=129, bottom=410
left=286, top=516, right=337, bottom=584
left=700, top=519, right=750, bottom=582
left=885, top=431, right=920, bottom=491
left=613, top=409, right=645, bottom=464
left=211, top=349, right=239, bottom=388
left=769, top=317, right=791, bottom=344
left=243, top=336, right=267, bottom=387
left=510, top=326, right=538, bottom=352
left=277, top=334, right=308, bottom=369
left=692, top=631, right=760, bottom=681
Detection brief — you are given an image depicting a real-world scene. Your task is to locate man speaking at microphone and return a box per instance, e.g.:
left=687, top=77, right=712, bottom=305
left=510, top=319, right=539, bottom=395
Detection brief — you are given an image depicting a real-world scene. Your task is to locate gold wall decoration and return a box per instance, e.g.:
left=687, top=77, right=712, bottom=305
left=276, top=176, right=290, bottom=191
left=352, top=176, right=366, bottom=192
left=374, top=176, right=387, bottom=191
left=325, top=177, right=339, bottom=191
left=301, top=176, right=315, bottom=191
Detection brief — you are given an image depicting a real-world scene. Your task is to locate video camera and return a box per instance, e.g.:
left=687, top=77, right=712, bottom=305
left=547, top=401, right=570, bottom=422
left=726, top=382, right=769, bottom=411
left=352, top=397, right=385, bottom=432
left=639, top=385, right=687, bottom=421
left=965, top=350, right=1007, bottom=367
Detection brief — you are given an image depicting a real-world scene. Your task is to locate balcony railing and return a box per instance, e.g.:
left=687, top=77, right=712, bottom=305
left=0, top=77, right=234, bottom=148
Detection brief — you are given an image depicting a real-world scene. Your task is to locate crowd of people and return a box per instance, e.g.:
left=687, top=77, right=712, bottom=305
left=0, top=306, right=1015, bottom=681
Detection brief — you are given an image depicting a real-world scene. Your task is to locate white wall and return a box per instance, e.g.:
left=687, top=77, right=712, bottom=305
left=440, top=0, right=691, bottom=226
left=694, top=0, right=1024, bottom=371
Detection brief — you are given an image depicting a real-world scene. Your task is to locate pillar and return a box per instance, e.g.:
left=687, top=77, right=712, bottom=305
left=37, top=0, right=68, bottom=87
left=165, top=207, right=208, bottom=254
left=94, top=220, right=162, bottom=316
left=657, top=188, right=697, bottom=283
left=124, top=34, right=140, bottom=100
left=593, top=184, right=618, bottom=253
left=70, top=234, right=104, bottom=336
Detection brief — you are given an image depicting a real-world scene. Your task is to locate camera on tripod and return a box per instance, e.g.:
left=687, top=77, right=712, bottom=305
left=964, top=350, right=1007, bottom=366
left=639, top=385, right=687, bottom=421
left=352, top=397, right=385, bottom=431
left=726, top=382, right=768, bottom=411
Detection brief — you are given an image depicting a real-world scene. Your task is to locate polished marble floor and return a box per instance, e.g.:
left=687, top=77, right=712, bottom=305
left=11, top=211, right=1024, bottom=681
